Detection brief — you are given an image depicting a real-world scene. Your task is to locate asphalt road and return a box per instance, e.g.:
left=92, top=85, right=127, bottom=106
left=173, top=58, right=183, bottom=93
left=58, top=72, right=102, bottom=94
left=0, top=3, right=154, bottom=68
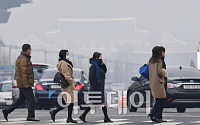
left=0, top=107, right=200, bottom=125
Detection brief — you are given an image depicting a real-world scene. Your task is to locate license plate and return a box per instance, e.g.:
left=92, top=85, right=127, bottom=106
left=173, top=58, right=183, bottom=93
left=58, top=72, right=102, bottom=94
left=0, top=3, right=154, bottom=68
left=51, top=85, right=60, bottom=89
left=183, top=85, right=200, bottom=89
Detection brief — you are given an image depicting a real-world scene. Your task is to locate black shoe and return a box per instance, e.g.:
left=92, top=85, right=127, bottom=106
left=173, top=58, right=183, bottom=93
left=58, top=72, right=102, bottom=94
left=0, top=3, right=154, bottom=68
left=104, top=118, right=113, bottom=123
left=79, top=115, right=87, bottom=123
left=2, top=109, right=8, bottom=121
left=67, top=119, right=78, bottom=123
left=148, top=114, right=156, bottom=122
left=49, top=110, right=55, bottom=122
left=26, top=117, right=40, bottom=121
left=147, top=114, right=152, bottom=120
left=160, top=119, right=167, bottom=122
left=154, top=119, right=163, bottom=123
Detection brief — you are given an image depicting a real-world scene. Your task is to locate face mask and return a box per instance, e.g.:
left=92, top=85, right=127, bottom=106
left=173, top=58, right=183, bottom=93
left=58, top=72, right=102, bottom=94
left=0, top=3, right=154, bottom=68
left=66, top=56, right=70, bottom=60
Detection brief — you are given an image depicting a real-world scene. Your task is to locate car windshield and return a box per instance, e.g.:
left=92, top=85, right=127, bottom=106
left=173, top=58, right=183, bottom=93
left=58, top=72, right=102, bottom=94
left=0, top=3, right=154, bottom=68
left=167, top=67, right=200, bottom=78
left=0, top=83, right=12, bottom=92
left=33, top=65, right=49, bottom=80
left=41, top=70, right=57, bottom=79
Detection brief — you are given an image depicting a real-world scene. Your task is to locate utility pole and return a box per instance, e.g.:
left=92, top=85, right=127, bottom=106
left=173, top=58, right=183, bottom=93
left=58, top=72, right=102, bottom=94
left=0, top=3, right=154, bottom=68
left=9, top=46, right=11, bottom=65
left=0, top=39, right=5, bottom=66
left=44, top=49, right=47, bottom=64
left=0, top=46, right=1, bottom=66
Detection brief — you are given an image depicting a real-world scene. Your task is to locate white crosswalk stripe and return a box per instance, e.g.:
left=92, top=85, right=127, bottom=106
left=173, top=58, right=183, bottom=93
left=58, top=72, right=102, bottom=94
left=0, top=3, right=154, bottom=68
left=93, top=119, right=131, bottom=125
left=143, top=119, right=174, bottom=122
left=155, top=122, right=183, bottom=125
left=1, top=117, right=200, bottom=124
left=191, top=121, right=200, bottom=124
left=48, top=118, right=81, bottom=124
left=0, top=118, right=35, bottom=124
left=142, top=119, right=183, bottom=125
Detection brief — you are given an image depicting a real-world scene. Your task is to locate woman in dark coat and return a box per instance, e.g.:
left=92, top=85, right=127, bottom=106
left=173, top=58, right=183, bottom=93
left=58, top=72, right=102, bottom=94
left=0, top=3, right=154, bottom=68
left=79, top=52, right=112, bottom=123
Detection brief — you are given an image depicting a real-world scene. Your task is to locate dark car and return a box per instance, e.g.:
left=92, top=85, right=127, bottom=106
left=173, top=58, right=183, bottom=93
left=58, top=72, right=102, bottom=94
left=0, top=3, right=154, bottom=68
left=127, top=66, right=200, bottom=113
left=35, top=68, right=89, bottom=110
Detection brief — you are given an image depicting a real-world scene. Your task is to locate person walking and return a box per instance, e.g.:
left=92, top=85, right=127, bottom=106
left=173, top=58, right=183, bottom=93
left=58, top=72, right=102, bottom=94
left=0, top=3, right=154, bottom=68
left=49, top=50, right=78, bottom=123
left=79, top=52, right=112, bottom=123
left=2, top=44, right=39, bottom=121
left=148, top=46, right=167, bottom=123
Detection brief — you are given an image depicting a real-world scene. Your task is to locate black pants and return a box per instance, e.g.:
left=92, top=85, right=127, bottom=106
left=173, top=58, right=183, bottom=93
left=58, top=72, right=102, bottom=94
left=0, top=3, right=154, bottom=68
left=52, top=98, right=74, bottom=120
left=81, top=106, right=109, bottom=119
left=151, top=98, right=166, bottom=119
left=5, top=87, right=35, bottom=118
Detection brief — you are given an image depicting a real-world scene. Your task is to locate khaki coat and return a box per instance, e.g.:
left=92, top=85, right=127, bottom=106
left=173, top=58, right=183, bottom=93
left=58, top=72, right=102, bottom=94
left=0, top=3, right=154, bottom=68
left=149, top=59, right=166, bottom=98
left=57, top=60, right=76, bottom=103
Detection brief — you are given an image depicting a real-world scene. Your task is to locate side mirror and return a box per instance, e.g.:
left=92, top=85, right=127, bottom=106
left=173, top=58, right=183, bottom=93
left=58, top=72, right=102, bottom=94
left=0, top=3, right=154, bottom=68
left=131, top=77, right=139, bottom=81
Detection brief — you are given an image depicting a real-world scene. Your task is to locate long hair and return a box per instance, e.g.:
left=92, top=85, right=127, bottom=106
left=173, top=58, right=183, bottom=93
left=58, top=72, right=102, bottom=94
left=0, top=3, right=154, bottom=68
left=149, top=46, right=162, bottom=64
left=89, top=52, right=102, bottom=64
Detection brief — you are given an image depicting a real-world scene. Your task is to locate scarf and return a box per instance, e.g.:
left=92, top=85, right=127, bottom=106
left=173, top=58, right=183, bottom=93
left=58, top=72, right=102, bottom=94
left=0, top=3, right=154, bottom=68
left=91, top=59, right=102, bottom=81
left=59, top=58, right=73, bottom=68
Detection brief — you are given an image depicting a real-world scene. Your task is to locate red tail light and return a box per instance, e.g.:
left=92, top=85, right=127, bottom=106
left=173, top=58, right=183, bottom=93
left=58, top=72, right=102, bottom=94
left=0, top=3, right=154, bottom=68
left=75, top=83, right=83, bottom=90
left=36, top=83, right=43, bottom=90
left=12, top=86, right=18, bottom=88
left=168, top=98, right=173, bottom=102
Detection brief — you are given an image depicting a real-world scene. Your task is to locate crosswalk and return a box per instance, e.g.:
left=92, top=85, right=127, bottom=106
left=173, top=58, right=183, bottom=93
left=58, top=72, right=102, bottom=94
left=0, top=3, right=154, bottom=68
left=191, top=121, right=200, bottom=124
left=93, top=119, right=131, bottom=125
left=0, top=118, right=200, bottom=124
left=0, top=118, right=131, bottom=125
left=0, top=118, right=36, bottom=124
left=143, top=119, right=183, bottom=125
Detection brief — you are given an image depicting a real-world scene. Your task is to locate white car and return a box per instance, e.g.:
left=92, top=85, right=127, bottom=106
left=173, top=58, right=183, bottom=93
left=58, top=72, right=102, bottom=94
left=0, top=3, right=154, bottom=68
left=0, top=80, right=13, bottom=106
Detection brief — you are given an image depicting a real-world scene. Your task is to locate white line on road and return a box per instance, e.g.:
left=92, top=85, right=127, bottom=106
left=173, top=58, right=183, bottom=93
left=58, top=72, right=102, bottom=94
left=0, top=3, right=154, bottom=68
left=191, top=121, right=200, bottom=124
left=0, top=118, right=35, bottom=124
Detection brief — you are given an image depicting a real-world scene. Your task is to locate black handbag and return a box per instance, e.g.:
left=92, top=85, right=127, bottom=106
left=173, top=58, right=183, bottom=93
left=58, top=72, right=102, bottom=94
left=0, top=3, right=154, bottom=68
left=54, top=72, right=69, bottom=88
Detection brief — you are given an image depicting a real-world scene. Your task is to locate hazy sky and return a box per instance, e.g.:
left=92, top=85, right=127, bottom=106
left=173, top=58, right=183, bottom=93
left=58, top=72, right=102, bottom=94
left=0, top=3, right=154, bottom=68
left=0, top=0, right=200, bottom=67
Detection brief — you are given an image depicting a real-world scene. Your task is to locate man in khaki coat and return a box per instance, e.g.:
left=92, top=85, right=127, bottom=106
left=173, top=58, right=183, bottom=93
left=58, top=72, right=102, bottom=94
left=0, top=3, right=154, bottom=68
left=2, top=44, right=39, bottom=122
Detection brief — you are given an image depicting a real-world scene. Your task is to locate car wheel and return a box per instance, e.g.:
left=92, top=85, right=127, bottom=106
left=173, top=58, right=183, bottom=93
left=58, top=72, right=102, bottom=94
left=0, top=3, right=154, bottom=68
left=128, top=97, right=137, bottom=112
left=177, top=107, right=186, bottom=113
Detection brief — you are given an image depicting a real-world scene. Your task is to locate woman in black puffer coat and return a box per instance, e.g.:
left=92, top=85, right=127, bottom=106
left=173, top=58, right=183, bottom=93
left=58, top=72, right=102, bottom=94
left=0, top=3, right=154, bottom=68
left=79, top=52, right=112, bottom=123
